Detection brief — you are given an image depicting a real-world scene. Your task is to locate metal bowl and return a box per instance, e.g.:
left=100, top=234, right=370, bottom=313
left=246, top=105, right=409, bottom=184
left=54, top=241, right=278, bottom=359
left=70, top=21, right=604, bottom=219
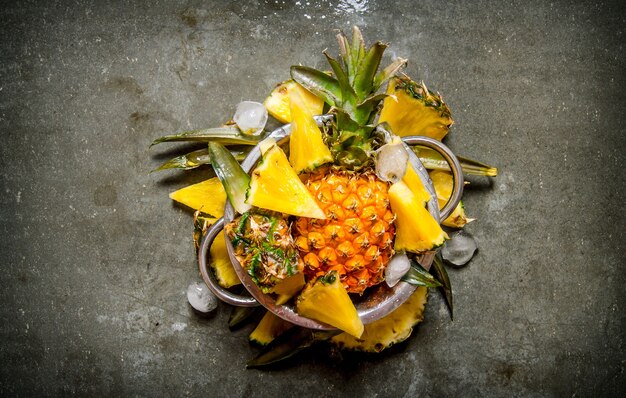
left=198, top=115, right=463, bottom=330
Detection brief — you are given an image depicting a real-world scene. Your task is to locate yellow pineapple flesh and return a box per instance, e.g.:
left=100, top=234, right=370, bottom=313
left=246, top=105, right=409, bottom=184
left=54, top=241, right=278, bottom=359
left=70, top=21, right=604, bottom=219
left=388, top=180, right=448, bottom=252
left=296, top=271, right=364, bottom=337
left=429, top=170, right=473, bottom=228
left=379, top=76, right=453, bottom=141
left=263, top=80, right=324, bottom=124
left=246, top=140, right=326, bottom=219
left=249, top=311, right=295, bottom=346
left=294, top=169, right=395, bottom=294
left=288, top=87, right=333, bottom=173
left=331, top=286, right=428, bottom=352
left=169, top=177, right=226, bottom=218
left=210, top=232, right=241, bottom=288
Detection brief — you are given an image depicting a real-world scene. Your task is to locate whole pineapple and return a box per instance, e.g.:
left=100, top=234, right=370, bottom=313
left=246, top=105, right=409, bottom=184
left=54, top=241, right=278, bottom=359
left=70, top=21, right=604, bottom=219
left=289, top=27, right=407, bottom=294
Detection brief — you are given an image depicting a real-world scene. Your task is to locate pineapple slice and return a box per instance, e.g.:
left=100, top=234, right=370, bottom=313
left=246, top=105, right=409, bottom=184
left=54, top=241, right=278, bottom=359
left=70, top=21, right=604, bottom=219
left=169, top=177, right=226, bottom=217
left=296, top=271, right=364, bottom=338
left=288, top=86, right=333, bottom=173
left=402, top=161, right=431, bottom=206
left=264, top=80, right=324, bottom=124
left=247, top=140, right=326, bottom=219
left=388, top=180, right=448, bottom=252
left=210, top=233, right=241, bottom=288
left=379, top=76, right=453, bottom=141
left=249, top=311, right=295, bottom=346
left=331, top=286, right=428, bottom=352
left=429, top=170, right=474, bottom=228
left=271, top=272, right=306, bottom=305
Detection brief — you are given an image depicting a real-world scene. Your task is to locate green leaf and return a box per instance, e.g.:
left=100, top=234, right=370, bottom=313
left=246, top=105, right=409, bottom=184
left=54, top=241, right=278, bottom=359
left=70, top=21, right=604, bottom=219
left=336, top=32, right=353, bottom=79
left=373, top=57, right=407, bottom=90
left=412, top=146, right=498, bottom=177
left=323, top=50, right=355, bottom=105
left=207, top=142, right=252, bottom=214
left=291, top=66, right=340, bottom=107
left=150, top=126, right=262, bottom=147
left=354, top=42, right=386, bottom=100
left=151, top=148, right=249, bottom=172
left=402, top=259, right=442, bottom=288
left=246, top=327, right=340, bottom=368
left=351, top=26, right=366, bottom=78
left=431, top=254, right=453, bottom=320
left=228, top=305, right=262, bottom=330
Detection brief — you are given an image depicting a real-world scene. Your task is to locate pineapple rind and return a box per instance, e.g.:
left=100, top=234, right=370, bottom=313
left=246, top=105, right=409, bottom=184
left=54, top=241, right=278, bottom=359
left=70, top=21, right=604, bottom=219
left=249, top=311, right=295, bottom=346
left=379, top=76, right=453, bottom=141
left=331, top=286, right=428, bottom=352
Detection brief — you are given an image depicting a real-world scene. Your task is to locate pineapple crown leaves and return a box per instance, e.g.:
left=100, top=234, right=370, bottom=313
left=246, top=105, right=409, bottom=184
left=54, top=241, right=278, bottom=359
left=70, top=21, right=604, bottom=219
left=290, top=26, right=407, bottom=131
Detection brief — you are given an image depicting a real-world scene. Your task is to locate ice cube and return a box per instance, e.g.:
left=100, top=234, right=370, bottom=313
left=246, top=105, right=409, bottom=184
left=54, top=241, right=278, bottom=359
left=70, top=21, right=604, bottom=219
left=385, top=252, right=411, bottom=287
left=441, top=230, right=477, bottom=267
left=375, top=142, right=408, bottom=183
left=187, top=281, right=218, bottom=313
left=233, top=101, right=268, bottom=136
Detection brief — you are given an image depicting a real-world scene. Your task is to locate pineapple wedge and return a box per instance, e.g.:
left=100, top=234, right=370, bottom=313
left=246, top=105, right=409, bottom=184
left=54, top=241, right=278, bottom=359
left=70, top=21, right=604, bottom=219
left=402, top=161, right=431, bottom=206
left=429, top=170, right=474, bottom=228
left=209, top=233, right=241, bottom=288
left=169, top=177, right=226, bottom=217
left=379, top=76, right=453, bottom=141
left=247, top=140, right=326, bottom=219
left=288, top=87, right=333, bottom=173
left=264, top=80, right=324, bottom=124
left=389, top=180, right=448, bottom=252
left=331, top=286, right=428, bottom=352
left=296, top=271, right=364, bottom=338
left=271, top=272, right=306, bottom=305
left=249, top=311, right=295, bottom=346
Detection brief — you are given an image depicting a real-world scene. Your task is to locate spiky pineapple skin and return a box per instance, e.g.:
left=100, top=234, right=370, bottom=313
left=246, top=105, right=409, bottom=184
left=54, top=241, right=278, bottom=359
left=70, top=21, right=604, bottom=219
left=225, top=211, right=303, bottom=293
left=294, top=168, right=395, bottom=294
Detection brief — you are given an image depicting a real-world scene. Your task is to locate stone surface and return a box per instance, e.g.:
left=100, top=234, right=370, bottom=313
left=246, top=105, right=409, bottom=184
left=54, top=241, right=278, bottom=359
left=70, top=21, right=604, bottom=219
left=1, top=0, right=624, bottom=396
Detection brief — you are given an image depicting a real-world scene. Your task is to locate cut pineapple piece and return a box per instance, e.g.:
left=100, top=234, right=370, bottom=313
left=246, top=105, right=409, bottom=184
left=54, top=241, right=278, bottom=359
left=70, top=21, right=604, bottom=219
left=249, top=311, right=295, bottom=346
left=246, top=142, right=326, bottom=219
left=429, top=170, right=474, bottom=228
left=288, top=87, right=333, bottom=173
left=264, top=80, right=324, bottom=124
left=296, top=271, right=364, bottom=338
left=402, top=161, right=431, bottom=206
left=271, top=272, right=306, bottom=305
left=169, top=177, right=226, bottom=217
left=379, top=76, right=453, bottom=141
left=209, top=233, right=241, bottom=288
left=331, top=286, right=428, bottom=352
left=389, top=180, right=448, bottom=252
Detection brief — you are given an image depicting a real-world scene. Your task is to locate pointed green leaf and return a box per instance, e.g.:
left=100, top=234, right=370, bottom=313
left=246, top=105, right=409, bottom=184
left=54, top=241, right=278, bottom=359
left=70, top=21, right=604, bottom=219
left=152, top=148, right=249, bottom=172
left=351, top=26, right=366, bottom=75
left=291, top=66, right=340, bottom=107
left=412, top=146, right=498, bottom=177
left=402, top=259, right=442, bottom=288
left=432, top=254, right=453, bottom=320
left=207, top=142, right=251, bottom=214
left=229, top=306, right=262, bottom=330
left=150, top=126, right=262, bottom=147
left=336, top=32, right=353, bottom=78
left=373, top=57, right=407, bottom=90
left=323, top=50, right=355, bottom=104
left=354, top=42, right=386, bottom=99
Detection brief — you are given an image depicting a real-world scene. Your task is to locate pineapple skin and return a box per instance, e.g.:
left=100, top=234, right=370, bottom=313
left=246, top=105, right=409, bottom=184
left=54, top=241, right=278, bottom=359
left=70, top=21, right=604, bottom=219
left=294, top=169, right=396, bottom=294
left=225, top=212, right=303, bottom=293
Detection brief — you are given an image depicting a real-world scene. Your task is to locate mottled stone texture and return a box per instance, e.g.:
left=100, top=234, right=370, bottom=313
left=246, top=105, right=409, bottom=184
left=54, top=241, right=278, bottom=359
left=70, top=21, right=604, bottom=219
left=0, top=0, right=624, bottom=396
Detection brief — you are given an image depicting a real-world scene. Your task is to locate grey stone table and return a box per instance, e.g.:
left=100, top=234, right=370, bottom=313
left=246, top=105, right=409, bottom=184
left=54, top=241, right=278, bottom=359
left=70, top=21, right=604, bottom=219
left=1, top=0, right=624, bottom=396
